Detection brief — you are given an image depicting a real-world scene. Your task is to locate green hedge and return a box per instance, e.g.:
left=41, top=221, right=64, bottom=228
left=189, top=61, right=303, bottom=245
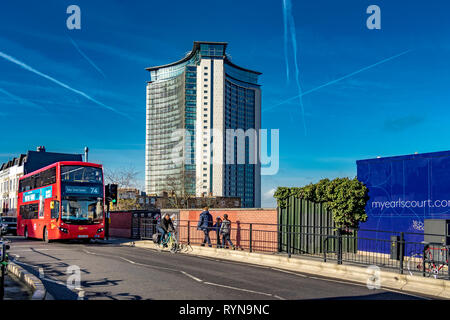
left=274, top=177, right=369, bottom=229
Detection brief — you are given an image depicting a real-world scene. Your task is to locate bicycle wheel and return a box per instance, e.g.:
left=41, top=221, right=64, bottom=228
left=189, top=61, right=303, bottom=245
left=169, top=237, right=180, bottom=253
left=406, top=253, right=423, bottom=276
left=425, top=261, right=440, bottom=278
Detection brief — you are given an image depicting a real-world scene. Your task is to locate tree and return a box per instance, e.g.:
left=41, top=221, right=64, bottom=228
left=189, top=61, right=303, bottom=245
left=104, top=166, right=144, bottom=211
left=104, top=166, right=141, bottom=189
left=164, top=171, right=218, bottom=209
left=273, top=177, right=369, bottom=229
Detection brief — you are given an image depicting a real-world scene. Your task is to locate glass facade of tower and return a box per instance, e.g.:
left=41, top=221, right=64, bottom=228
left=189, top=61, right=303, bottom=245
left=146, top=42, right=261, bottom=206
left=146, top=73, right=185, bottom=194
left=223, top=69, right=259, bottom=208
left=184, top=66, right=197, bottom=194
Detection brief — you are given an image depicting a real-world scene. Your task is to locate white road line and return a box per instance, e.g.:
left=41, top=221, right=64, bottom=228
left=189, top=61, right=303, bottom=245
left=203, top=281, right=285, bottom=300
left=120, top=257, right=136, bottom=264
left=180, top=271, right=203, bottom=282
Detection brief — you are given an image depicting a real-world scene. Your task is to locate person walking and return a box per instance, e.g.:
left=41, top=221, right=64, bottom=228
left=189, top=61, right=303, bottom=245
left=197, top=206, right=213, bottom=247
left=220, top=214, right=235, bottom=249
left=212, top=216, right=222, bottom=248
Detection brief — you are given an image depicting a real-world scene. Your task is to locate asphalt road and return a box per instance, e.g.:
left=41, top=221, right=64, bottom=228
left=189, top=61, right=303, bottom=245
left=4, top=236, right=431, bottom=300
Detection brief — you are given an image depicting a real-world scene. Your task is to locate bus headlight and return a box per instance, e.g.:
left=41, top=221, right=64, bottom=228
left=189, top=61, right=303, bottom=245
left=97, top=228, right=104, bottom=233
left=58, top=227, right=68, bottom=233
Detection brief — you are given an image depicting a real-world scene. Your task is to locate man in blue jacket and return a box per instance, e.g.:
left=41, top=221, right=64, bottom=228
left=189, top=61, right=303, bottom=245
left=197, top=206, right=213, bottom=247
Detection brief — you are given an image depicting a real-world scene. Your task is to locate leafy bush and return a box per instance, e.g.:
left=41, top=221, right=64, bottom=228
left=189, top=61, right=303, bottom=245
left=273, top=177, right=369, bottom=229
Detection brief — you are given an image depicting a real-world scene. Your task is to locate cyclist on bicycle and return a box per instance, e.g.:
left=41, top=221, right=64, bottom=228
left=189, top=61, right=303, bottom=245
left=157, top=214, right=175, bottom=246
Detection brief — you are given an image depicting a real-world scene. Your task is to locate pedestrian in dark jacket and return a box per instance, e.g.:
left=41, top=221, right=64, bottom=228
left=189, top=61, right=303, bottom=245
left=157, top=213, right=174, bottom=244
left=212, top=216, right=222, bottom=248
left=220, top=214, right=235, bottom=249
left=197, top=207, right=213, bottom=247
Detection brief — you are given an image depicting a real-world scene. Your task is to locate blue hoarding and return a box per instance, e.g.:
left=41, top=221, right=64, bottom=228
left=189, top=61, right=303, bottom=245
left=357, top=150, right=450, bottom=251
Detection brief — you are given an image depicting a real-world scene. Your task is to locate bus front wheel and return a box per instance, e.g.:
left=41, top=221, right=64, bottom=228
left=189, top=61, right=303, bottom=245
left=43, top=227, right=50, bottom=243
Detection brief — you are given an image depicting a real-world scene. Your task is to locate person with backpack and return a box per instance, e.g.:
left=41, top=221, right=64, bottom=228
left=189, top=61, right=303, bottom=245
left=220, top=214, right=235, bottom=249
left=197, top=206, right=213, bottom=247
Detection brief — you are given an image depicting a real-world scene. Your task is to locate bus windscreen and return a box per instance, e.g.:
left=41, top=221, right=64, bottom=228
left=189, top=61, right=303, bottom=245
left=61, top=166, right=103, bottom=184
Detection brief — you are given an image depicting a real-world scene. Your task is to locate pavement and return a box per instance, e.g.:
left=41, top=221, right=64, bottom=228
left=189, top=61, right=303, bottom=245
left=3, top=236, right=432, bottom=300
left=3, top=271, right=33, bottom=300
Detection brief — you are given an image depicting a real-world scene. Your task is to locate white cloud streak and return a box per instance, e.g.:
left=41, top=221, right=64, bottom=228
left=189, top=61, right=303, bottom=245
left=69, top=37, right=106, bottom=78
left=264, top=49, right=412, bottom=112
left=0, top=87, right=47, bottom=112
left=0, top=50, right=130, bottom=119
left=282, top=0, right=307, bottom=135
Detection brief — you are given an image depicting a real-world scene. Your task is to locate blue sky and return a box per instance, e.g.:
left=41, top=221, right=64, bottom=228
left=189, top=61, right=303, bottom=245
left=0, top=0, right=449, bottom=207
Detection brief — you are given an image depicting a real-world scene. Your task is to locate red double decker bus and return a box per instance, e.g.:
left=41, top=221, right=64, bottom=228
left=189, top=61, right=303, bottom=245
left=17, top=161, right=105, bottom=242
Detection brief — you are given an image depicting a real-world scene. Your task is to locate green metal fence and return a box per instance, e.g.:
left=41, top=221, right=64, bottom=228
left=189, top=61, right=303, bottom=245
left=278, top=196, right=357, bottom=255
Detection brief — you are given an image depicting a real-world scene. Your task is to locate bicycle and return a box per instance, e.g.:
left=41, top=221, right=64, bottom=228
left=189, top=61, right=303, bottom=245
left=406, top=244, right=448, bottom=278
left=157, top=231, right=179, bottom=253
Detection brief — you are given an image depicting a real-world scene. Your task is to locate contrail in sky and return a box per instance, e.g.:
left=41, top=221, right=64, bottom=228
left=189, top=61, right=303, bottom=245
left=282, top=0, right=290, bottom=82
left=264, top=49, right=412, bottom=112
left=283, top=0, right=307, bottom=135
left=0, top=50, right=129, bottom=118
left=0, top=87, right=47, bottom=112
left=69, top=37, right=106, bottom=78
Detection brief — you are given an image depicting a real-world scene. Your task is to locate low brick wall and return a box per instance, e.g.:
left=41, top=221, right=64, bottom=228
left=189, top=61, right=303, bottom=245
left=109, top=211, right=132, bottom=238
left=178, top=208, right=278, bottom=252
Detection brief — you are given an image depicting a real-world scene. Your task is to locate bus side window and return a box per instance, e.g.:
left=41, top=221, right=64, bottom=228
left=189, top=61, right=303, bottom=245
left=51, top=201, right=60, bottom=220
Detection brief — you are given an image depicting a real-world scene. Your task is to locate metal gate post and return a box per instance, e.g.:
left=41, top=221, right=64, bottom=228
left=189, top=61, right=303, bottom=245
left=399, top=232, right=405, bottom=274
left=337, top=228, right=343, bottom=265
left=249, top=224, right=253, bottom=253
left=187, top=221, right=191, bottom=245
left=287, top=225, right=292, bottom=258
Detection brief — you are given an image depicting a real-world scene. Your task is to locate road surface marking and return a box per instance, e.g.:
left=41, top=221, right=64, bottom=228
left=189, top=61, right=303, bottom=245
left=180, top=271, right=203, bottom=282
left=120, top=257, right=136, bottom=264
left=203, top=281, right=285, bottom=300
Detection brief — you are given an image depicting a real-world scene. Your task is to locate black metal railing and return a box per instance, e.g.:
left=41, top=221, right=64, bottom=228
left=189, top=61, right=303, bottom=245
left=134, top=218, right=450, bottom=280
